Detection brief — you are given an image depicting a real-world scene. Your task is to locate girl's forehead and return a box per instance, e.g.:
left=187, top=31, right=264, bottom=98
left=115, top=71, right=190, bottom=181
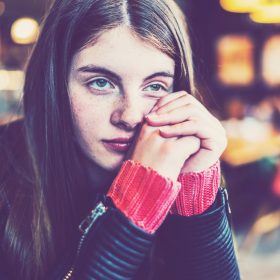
left=72, top=26, right=175, bottom=77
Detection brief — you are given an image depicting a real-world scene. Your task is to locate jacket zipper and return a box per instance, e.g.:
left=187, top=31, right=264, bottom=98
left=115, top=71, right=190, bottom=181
left=63, top=201, right=107, bottom=280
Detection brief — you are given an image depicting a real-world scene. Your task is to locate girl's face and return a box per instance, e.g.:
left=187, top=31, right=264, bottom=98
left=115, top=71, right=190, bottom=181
left=68, top=26, right=175, bottom=171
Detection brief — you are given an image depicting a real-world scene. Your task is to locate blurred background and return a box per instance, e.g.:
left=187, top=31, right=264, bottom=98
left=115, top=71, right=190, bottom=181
left=0, top=0, right=280, bottom=278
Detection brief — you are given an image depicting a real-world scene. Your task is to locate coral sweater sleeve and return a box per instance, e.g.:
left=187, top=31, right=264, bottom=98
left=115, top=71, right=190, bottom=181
left=107, top=160, right=221, bottom=234
left=170, top=161, right=221, bottom=216
left=107, top=160, right=181, bottom=234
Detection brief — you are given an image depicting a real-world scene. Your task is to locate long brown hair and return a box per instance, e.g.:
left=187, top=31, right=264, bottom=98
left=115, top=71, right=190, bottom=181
left=1, top=0, right=196, bottom=279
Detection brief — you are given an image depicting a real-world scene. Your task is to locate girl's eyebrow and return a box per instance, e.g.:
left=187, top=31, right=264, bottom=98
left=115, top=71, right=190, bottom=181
left=144, top=72, right=174, bottom=81
left=76, top=65, right=174, bottom=82
left=77, top=65, right=122, bottom=82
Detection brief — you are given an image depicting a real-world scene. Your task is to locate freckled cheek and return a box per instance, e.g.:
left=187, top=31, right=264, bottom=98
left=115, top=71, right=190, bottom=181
left=70, top=96, right=113, bottom=137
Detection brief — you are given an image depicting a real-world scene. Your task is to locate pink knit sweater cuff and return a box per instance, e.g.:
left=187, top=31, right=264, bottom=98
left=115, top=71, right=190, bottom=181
left=107, top=160, right=181, bottom=234
left=170, top=161, right=221, bottom=216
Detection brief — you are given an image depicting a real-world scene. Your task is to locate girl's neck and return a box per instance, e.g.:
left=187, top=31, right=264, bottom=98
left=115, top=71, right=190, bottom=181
left=81, top=154, right=118, bottom=194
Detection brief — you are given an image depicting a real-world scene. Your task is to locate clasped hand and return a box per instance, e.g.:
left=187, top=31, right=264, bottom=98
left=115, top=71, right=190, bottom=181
left=131, top=91, right=227, bottom=182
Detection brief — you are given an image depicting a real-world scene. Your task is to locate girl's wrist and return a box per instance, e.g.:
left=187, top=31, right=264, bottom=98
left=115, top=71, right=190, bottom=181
left=171, top=160, right=221, bottom=216
left=107, top=160, right=181, bottom=233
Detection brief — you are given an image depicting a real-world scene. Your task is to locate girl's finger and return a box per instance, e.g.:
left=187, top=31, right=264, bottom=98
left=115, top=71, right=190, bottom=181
left=152, top=91, right=187, bottom=112
left=146, top=105, right=212, bottom=126
left=175, top=135, right=201, bottom=157
left=156, top=92, right=206, bottom=114
left=159, top=120, right=227, bottom=152
left=159, top=119, right=214, bottom=139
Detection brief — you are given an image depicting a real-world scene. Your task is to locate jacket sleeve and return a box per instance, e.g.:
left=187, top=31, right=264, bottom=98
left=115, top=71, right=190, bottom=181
left=0, top=197, right=154, bottom=280
left=157, top=187, right=241, bottom=280
left=58, top=197, right=155, bottom=280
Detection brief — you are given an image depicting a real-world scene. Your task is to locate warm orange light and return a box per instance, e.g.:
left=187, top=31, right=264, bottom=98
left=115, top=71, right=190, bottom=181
left=262, top=35, right=280, bottom=86
left=0, top=70, right=25, bottom=91
left=220, top=0, right=280, bottom=23
left=220, top=0, right=260, bottom=13
left=250, top=4, right=280, bottom=23
left=216, top=35, right=254, bottom=86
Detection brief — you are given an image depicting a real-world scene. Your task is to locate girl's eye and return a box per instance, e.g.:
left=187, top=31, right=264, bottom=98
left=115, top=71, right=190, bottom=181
left=88, top=78, right=114, bottom=91
left=144, top=84, right=167, bottom=92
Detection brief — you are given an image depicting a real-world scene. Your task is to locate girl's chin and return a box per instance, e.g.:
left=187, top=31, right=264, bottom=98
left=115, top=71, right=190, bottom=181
left=97, top=155, right=126, bottom=171
left=78, top=146, right=125, bottom=172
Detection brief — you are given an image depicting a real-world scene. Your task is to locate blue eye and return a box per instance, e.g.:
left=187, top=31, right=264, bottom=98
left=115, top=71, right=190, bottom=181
left=144, top=84, right=166, bottom=92
left=88, top=78, right=114, bottom=91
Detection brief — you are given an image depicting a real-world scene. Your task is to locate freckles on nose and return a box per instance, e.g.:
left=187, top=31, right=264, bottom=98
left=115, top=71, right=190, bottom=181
left=111, top=97, right=151, bottom=126
left=120, top=105, right=144, bottom=124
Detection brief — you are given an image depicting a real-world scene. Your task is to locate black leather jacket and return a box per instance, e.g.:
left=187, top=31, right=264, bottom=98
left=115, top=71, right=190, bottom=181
left=0, top=122, right=240, bottom=280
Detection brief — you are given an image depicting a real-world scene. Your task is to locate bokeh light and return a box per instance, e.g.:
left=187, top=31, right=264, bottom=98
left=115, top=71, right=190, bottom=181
left=10, top=17, right=39, bottom=45
left=220, top=0, right=260, bottom=13
left=250, top=5, right=280, bottom=23
left=262, top=35, right=280, bottom=86
left=216, top=35, right=254, bottom=86
left=0, top=70, right=25, bottom=91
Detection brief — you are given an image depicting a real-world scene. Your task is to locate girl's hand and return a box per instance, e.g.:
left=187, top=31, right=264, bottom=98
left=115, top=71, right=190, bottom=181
left=145, top=91, right=227, bottom=173
left=130, top=122, right=200, bottom=182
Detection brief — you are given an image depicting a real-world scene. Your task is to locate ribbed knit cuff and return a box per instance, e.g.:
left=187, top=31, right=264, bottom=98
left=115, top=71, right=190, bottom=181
left=170, top=161, right=220, bottom=216
left=107, top=160, right=181, bottom=234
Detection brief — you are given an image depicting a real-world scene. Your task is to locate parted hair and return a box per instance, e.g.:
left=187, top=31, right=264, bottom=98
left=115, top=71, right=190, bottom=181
left=0, top=1, right=196, bottom=279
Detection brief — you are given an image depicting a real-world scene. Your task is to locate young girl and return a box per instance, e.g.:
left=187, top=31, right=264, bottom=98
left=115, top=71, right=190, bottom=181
left=0, top=0, right=240, bottom=279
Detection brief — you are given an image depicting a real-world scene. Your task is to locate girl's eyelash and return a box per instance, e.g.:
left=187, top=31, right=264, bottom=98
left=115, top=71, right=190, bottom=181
left=144, top=83, right=168, bottom=91
left=84, top=78, right=169, bottom=94
left=86, top=77, right=115, bottom=90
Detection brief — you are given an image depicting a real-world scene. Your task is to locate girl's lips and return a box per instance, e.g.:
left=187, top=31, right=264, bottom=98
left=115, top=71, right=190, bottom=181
left=102, top=138, right=133, bottom=153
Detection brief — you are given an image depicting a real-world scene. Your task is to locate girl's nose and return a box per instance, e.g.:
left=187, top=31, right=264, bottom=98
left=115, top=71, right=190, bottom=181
left=110, top=95, right=148, bottom=130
